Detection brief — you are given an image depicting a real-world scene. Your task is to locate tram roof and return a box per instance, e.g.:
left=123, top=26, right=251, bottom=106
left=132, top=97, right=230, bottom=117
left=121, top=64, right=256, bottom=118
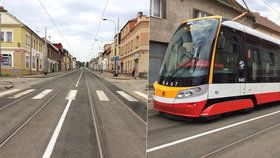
left=222, top=20, right=280, bottom=46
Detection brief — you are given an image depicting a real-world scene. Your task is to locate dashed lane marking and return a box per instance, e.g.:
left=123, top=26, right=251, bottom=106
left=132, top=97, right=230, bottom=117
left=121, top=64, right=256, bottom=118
left=32, top=89, right=53, bottom=100
left=133, top=91, right=148, bottom=99
left=116, top=91, right=138, bottom=102
left=75, top=69, right=84, bottom=87
left=8, top=89, right=36, bottom=99
left=65, top=90, right=78, bottom=100
left=0, top=89, right=20, bottom=97
left=96, top=90, right=109, bottom=101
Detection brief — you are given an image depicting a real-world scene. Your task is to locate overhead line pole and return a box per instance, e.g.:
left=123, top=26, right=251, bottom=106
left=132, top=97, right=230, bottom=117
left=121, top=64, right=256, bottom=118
left=0, top=14, right=2, bottom=76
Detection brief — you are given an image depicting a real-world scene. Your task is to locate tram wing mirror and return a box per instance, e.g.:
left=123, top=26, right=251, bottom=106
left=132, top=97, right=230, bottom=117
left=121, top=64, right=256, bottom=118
left=217, top=35, right=225, bottom=50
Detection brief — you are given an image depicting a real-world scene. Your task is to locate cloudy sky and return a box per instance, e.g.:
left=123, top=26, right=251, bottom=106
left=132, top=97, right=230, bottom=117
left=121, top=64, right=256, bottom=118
left=236, top=0, right=280, bottom=25
left=0, top=0, right=149, bottom=62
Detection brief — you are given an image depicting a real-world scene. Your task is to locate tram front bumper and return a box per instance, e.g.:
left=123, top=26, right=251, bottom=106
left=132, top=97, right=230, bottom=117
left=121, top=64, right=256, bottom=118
left=153, top=99, right=207, bottom=118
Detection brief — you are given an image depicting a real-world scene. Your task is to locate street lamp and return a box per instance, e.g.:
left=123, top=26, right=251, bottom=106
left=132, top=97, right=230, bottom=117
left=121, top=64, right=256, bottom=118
left=103, top=18, right=119, bottom=77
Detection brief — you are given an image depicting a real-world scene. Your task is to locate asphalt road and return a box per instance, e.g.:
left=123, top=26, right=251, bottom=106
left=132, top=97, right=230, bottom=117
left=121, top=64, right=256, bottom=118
left=148, top=102, right=280, bottom=158
left=0, top=69, right=146, bottom=158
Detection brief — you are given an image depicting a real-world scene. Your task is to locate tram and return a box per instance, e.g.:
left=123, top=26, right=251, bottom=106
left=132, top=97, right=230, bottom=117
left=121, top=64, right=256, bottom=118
left=153, top=16, right=280, bottom=118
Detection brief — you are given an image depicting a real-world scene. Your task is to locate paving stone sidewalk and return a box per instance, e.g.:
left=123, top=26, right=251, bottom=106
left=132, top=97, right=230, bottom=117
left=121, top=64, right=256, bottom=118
left=93, top=70, right=148, bottom=93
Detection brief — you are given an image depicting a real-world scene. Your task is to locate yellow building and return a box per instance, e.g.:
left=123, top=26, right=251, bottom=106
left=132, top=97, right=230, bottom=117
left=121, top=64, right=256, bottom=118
left=0, top=7, right=45, bottom=76
left=119, top=12, right=149, bottom=78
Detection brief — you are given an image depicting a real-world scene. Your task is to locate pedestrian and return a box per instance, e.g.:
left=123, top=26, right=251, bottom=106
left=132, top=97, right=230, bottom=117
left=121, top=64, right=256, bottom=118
left=132, top=68, right=136, bottom=79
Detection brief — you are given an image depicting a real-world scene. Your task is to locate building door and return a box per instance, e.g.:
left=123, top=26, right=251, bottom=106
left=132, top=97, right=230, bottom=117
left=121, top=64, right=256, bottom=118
left=134, top=59, right=139, bottom=71
left=36, top=58, right=39, bottom=71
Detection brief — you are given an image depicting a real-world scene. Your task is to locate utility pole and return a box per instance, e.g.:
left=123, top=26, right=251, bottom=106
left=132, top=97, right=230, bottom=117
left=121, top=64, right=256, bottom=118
left=0, top=14, right=2, bottom=76
left=44, top=27, right=48, bottom=75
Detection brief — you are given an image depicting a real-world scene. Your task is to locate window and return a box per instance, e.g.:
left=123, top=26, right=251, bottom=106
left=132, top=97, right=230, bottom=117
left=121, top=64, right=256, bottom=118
left=136, top=36, right=139, bottom=48
left=0, top=32, right=4, bottom=41
left=151, top=0, right=166, bottom=18
left=6, top=32, right=13, bottom=42
left=193, top=9, right=212, bottom=18
left=32, top=56, right=35, bottom=69
left=2, top=53, right=12, bottom=66
left=25, top=56, right=30, bottom=68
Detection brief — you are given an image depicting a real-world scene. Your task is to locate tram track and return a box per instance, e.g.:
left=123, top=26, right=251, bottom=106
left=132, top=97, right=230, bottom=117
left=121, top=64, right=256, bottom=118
left=85, top=72, right=106, bottom=158
left=0, top=71, right=80, bottom=148
left=199, top=121, right=280, bottom=158
left=87, top=70, right=146, bottom=125
left=0, top=70, right=79, bottom=111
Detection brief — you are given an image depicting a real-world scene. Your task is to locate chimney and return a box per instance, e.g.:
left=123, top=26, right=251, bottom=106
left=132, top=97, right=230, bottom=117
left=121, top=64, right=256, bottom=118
left=0, top=6, right=7, bottom=12
left=137, top=11, right=143, bottom=18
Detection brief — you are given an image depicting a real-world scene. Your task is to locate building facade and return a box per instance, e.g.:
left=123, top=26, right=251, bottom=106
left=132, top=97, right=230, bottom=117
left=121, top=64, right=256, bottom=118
left=0, top=7, right=45, bottom=76
left=149, top=0, right=280, bottom=84
left=119, top=12, right=149, bottom=78
left=103, top=43, right=112, bottom=72
left=46, top=39, right=59, bottom=72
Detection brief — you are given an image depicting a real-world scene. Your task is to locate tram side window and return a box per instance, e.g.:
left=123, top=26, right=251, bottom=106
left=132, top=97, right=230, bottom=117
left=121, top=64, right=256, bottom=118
left=259, top=39, right=280, bottom=82
left=247, top=47, right=262, bottom=82
left=247, top=37, right=280, bottom=82
left=213, top=27, right=241, bottom=83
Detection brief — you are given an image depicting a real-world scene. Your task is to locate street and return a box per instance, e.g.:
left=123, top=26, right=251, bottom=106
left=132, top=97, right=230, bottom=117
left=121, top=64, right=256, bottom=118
left=0, top=69, right=146, bottom=158
left=147, top=102, right=280, bottom=158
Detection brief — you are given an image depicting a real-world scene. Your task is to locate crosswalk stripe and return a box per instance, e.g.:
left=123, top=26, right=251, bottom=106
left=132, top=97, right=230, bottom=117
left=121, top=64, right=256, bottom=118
left=32, top=89, right=53, bottom=99
left=116, top=91, right=138, bottom=102
left=8, top=89, right=36, bottom=99
left=0, top=89, right=21, bottom=97
left=133, top=91, right=148, bottom=99
left=96, top=90, right=109, bottom=101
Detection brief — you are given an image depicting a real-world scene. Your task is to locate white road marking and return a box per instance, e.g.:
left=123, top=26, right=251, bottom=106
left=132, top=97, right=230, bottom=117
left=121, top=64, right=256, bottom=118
left=32, top=89, right=53, bottom=99
left=116, top=91, right=138, bottom=102
left=0, top=89, right=20, bottom=97
left=133, top=91, right=148, bottom=99
left=147, top=109, right=280, bottom=153
left=75, top=69, right=84, bottom=87
left=8, top=89, right=36, bottom=99
left=65, top=90, right=77, bottom=100
left=42, top=99, right=74, bottom=158
left=96, top=90, right=109, bottom=101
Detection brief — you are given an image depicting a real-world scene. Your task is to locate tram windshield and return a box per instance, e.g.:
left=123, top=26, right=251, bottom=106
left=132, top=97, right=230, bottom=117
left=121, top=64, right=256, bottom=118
left=159, top=18, right=220, bottom=87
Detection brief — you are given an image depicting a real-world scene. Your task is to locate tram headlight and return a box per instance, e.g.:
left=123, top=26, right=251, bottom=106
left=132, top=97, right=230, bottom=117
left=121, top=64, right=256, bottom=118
left=176, top=87, right=201, bottom=99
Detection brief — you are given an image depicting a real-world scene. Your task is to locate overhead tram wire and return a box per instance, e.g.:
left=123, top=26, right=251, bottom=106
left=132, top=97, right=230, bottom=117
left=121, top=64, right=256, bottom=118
left=94, top=0, right=109, bottom=39
left=259, top=0, right=280, bottom=16
left=90, top=0, right=109, bottom=57
left=37, top=0, right=74, bottom=52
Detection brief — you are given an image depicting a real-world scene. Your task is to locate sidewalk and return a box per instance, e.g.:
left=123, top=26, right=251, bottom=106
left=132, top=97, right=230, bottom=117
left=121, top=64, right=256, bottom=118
left=21, top=70, right=77, bottom=78
left=93, top=71, right=132, bottom=80
left=0, top=70, right=77, bottom=92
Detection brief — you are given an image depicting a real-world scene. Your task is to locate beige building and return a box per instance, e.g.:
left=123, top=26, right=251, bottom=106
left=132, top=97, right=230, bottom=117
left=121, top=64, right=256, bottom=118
left=149, top=0, right=280, bottom=84
left=119, top=12, right=149, bottom=78
left=103, top=43, right=113, bottom=72
left=0, top=6, right=45, bottom=76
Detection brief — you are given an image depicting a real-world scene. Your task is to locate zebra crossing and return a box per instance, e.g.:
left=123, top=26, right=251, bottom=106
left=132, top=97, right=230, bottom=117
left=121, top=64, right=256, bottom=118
left=0, top=88, right=148, bottom=102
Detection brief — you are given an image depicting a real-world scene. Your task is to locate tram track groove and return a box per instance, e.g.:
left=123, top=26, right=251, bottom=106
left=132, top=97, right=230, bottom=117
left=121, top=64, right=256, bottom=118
left=199, top=121, right=280, bottom=158
left=0, top=70, right=79, bottom=112
left=0, top=71, right=80, bottom=148
left=87, top=70, right=146, bottom=126
left=85, top=72, right=106, bottom=158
